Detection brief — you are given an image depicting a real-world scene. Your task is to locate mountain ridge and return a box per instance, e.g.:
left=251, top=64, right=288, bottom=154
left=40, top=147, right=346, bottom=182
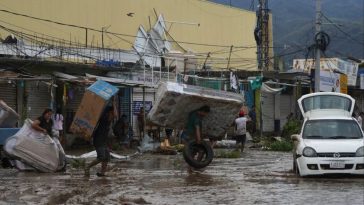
left=210, top=0, right=364, bottom=67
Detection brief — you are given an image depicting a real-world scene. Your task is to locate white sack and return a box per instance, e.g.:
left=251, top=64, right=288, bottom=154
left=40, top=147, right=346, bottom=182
left=137, top=134, right=160, bottom=152
left=4, top=119, right=66, bottom=172
left=66, top=150, right=132, bottom=160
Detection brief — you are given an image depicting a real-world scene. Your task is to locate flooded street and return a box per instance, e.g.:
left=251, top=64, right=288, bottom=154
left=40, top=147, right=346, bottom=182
left=0, top=148, right=364, bottom=205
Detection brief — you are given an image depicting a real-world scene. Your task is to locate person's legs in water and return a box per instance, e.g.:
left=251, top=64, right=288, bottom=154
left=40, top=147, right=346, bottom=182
left=235, top=135, right=246, bottom=152
left=84, top=159, right=100, bottom=177
left=97, top=146, right=110, bottom=176
left=181, top=132, right=195, bottom=173
left=240, top=134, right=247, bottom=152
left=84, top=146, right=110, bottom=177
left=97, top=161, right=108, bottom=177
left=235, top=135, right=243, bottom=152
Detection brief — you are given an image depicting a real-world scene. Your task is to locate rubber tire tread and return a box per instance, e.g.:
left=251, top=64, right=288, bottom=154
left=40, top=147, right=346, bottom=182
left=182, top=140, right=214, bottom=169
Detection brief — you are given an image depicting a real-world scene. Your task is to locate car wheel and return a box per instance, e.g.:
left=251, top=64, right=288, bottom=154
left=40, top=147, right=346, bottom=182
left=183, top=140, right=214, bottom=169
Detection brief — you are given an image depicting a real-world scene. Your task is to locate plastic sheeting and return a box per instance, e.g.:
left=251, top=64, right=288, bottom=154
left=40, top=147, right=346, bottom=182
left=137, top=134, right=160, bottom=153
left=4, top=119, right=66, bottom=172
left=66, top=151, right=135, bottom=160
left=147, top=82, right=244, bottom=137
left=261, top=83, right=284, bottom=94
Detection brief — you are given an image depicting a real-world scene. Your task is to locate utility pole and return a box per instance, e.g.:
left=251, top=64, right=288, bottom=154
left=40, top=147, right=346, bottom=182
left=314, top=0, right=321, bottom=92
left=101, top=28, right=104, bottom=49
left=256, top=0, right=269, bottom=138
left=257, top=0, right=270, bottom=71
left=101, top=25, right=111, bottom=49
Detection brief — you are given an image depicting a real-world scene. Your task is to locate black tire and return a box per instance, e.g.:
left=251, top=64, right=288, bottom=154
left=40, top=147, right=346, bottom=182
left=183, top=140, right=214, bottom=169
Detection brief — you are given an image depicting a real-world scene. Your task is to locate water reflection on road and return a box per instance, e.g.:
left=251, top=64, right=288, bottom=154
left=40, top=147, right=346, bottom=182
left=0, top=149, right=363, bottom=204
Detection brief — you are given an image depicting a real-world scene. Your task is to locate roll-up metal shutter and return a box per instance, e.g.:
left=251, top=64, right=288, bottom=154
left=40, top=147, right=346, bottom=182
left=132, top=87, right=156, bottom=102
left=64, top=85, right=85, bottom=133
left=26, top=81, right=52, bottom=121
left=118, top=87, right=132, bottom=123
left=0, top=82, right=17, bottom=111
left=261, top=92, right=274, bottom=132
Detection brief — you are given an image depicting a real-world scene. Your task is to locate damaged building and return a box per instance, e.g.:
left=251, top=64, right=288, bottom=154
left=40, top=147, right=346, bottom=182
left=0, top=0, right=265, bottom=146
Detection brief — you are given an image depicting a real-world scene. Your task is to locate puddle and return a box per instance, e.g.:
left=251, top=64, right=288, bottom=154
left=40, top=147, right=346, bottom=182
left=0, top=149, right=363, bottom=204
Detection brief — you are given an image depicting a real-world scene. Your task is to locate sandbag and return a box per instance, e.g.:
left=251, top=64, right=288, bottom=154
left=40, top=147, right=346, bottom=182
left=4, top=119, right=66, bottom=172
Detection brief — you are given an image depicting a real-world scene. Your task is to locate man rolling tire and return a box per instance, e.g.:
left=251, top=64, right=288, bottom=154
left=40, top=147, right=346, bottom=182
left=181, top=105, right=213, bottom=171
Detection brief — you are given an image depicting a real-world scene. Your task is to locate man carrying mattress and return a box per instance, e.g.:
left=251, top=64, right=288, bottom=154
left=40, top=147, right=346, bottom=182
left=182, top=105, right=211, bottom=173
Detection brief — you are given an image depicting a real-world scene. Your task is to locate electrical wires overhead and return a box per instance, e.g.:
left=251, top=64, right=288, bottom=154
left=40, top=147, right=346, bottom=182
left=321, top=13, right=364, bottom=46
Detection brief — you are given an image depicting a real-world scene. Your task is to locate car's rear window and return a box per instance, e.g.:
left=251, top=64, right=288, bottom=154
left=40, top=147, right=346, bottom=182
left=303, top=119, right=363, bottom=139
left=302, top=95, right=352, bottom=112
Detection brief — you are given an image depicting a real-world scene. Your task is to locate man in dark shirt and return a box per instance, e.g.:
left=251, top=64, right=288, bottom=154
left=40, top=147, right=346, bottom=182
left=32, top=108, right=53, bottom=136
left=183, top=105, right=210, bottom=143
left=182, top=105, right=210, bottom=173
left=113, top=114, right=129, bottom=144
left=85, top=106, right=114, bottom=177
left=137, top=107, right=145, bottom=139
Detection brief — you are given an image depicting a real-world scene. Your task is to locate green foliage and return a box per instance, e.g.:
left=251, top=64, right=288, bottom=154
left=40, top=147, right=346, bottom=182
left=171, top=144, right=184, bottom=152
left=281, top=119, right=302, bottom=139
left=268, top=140, right=293, bottom=152
left=215, top=149, right=241, bottom=158
left=70, top=159, right=86, bottom=169
left=111, top=142, right=122, bottom=151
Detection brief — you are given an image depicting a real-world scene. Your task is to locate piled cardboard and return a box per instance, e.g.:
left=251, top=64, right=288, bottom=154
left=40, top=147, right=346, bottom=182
left=147, top=82, right=244, bottom=138
left=70, top=80, right=118, bottom=140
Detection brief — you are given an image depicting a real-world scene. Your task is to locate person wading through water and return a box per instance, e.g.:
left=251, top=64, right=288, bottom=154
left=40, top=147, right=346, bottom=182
left=181, top=105, right=210, bottom=173
left=84, top=106, right=115, bottom=177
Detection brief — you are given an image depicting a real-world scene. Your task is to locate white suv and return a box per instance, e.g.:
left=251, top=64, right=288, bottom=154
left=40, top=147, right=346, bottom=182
left=292, top=92, right=364, bottom=176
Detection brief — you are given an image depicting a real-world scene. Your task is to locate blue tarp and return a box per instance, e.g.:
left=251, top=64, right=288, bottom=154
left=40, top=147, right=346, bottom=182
left=0, top=128, right=20, bottom=145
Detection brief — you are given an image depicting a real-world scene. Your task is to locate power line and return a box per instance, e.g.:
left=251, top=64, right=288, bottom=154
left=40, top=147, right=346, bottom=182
left=0, top=9, right=260, bottom=49
left=1, top=25, right=262, bottom=70
left=321, top=12, right=364, bottom=46
left=0, top=22, right=260, bottom=63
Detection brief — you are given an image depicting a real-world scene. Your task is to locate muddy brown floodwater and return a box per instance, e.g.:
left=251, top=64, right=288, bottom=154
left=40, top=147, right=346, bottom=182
left=0, top=148, right=364, bottom=205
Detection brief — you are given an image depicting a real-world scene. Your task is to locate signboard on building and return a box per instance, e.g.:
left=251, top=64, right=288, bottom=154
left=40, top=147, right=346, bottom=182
left=319, top=70, right=340, bottom=92
left=293, top=58, right=358, bottom=86
left=132, top=101, right=153, bottom=114
left=340, top=74, right=348, bottom=94
left=318, top=70, right=347, bottom=93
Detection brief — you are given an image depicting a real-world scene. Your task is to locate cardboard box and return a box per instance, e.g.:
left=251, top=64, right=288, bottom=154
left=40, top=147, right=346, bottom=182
left=70, top=80, right=118, bottom=140
left=147, top=82, right=244, bottom=138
